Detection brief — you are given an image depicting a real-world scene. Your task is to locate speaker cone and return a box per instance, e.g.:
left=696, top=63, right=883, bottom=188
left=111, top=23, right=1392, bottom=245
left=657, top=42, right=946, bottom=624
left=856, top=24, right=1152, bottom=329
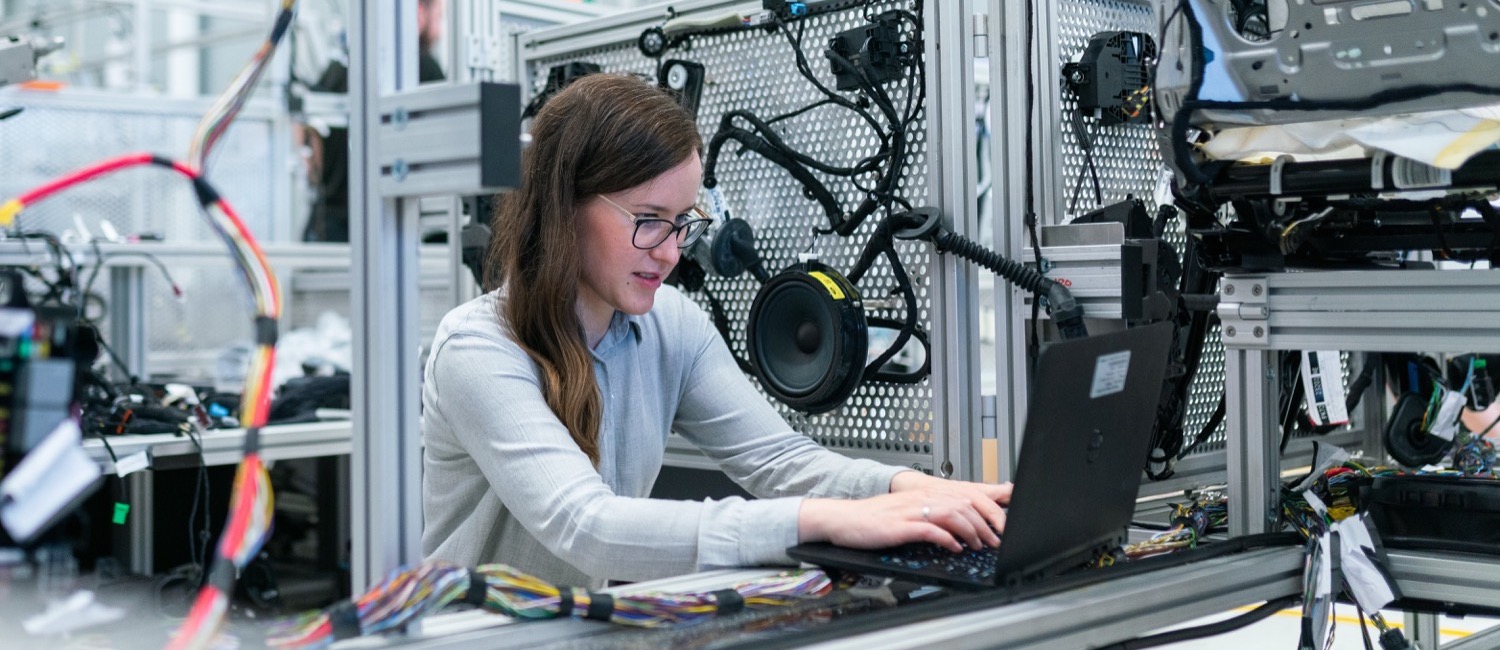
left=747, top=262, right=866, bottom=414
left=1384, top=392, right=1454, bottom=467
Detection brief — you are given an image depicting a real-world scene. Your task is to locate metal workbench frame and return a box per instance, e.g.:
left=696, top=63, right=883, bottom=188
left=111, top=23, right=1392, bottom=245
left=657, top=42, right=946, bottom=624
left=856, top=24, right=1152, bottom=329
left=1218, top=269, right=1500, bottom=650
left=1217, top=270, right=1500, bottom=536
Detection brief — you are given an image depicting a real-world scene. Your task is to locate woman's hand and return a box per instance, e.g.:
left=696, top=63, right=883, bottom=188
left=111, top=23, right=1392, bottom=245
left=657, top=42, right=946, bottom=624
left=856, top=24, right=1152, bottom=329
left=798, top=474, right=1013, bottom=553
left=890, top=470, right=1012, bottom=536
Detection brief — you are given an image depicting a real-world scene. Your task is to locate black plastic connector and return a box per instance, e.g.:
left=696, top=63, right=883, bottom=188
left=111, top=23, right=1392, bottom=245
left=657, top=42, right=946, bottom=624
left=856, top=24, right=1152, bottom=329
left=1061, top=31, right=1156, bottom=125
left=826, top=12, right=907, bottom=92
left=1378, top=628, right=1413, bottom=650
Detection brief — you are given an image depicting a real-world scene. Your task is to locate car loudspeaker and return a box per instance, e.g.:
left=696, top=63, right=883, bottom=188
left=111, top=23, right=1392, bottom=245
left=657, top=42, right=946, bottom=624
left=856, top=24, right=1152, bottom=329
left=746, top=261, right=866, bottom=414
left=1384, top=391, right=1454, bottom=467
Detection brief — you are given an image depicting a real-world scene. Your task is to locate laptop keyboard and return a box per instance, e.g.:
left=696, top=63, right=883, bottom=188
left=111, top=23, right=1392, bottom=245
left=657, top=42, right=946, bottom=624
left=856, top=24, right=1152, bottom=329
left=879, top=542, right=999, bottom=581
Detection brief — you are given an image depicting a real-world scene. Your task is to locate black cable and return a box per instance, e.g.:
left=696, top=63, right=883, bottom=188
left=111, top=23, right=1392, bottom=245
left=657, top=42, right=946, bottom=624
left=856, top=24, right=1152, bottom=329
left=1145, top=236, right=1221, bottom=479
left=928, top=227, right=1087, bottom=339
left=183, top=425, right=212, bottom=579
left=1066, top=111, right=1103, bottom=215
left=701, top=283, right=756, bottom=375
left=709, top=10, right=920, bottom=239
left=1096, top=594, right=1300, bottom=650
left=822, top=47, right=907, bottom=236
left=765, top=98, right=838, bottom=124
left=95, top=433, right=130, bottom=505
left=10, top=230, right=77, bottom=306
left=1179, top=391, right=1226, bottom=457
left=1279, top=351, right=1303, bottom=456
left=704, top=125, right=846, bottom=229
left=865, top=316, right=930, bottom=383
left=83, top=240, right=182, bottom=309
left=773, top=14, right=886, bottom=136
left=846, top=214, right=929, bottom=384
left=1022, top=0, right=1043, bottom=367
left=723, top=110, right=884, bottom=177
left=1024, top=213, right=1044, bottom=378
left=1358, top=608, right=1376, bottom=650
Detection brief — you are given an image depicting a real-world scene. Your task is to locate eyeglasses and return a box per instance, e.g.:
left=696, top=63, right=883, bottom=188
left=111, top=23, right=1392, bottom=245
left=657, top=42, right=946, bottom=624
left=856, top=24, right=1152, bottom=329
left=597, top=194, right=714, bottom=250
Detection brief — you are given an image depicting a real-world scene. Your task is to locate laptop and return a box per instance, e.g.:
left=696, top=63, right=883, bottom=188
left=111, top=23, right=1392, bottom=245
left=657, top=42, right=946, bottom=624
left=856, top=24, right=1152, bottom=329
left=787, top=322, right=1173, bottom=590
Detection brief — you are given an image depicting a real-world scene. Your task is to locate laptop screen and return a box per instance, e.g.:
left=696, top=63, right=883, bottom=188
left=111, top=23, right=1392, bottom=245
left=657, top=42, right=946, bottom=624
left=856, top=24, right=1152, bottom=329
left=992, top=322, right=1172, bottom=585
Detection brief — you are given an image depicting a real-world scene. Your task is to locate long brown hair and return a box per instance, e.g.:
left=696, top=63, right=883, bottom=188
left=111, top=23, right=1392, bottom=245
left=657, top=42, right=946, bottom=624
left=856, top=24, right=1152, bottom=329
left=485, top=74, right=701, bottom=465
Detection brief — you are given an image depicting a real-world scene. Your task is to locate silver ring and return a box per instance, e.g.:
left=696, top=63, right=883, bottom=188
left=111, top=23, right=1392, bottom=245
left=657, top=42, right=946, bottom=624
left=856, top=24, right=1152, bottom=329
left=921, top=505, right=931, bottom=521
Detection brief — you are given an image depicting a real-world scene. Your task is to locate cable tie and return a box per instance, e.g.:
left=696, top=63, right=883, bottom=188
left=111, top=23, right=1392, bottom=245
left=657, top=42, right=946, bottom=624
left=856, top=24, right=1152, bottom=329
left=255, top=316, right=279, bottom=347
left=711, top=588, right=745, bottom=615
left=190, top=176, right=221, bottom=206
left=584, top=591, right=614, bottom=621
left=558, top=587, right=575, bottom=617
left=327, top=600, right=362, bottom=640
left=207, top=558, right=237, bottom=592
left=463, top=571, right=487, bottom=606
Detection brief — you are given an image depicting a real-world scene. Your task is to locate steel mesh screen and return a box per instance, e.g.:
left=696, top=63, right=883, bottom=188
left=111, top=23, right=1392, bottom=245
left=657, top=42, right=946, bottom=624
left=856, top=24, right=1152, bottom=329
left=525, top=1, right=939, bottom=468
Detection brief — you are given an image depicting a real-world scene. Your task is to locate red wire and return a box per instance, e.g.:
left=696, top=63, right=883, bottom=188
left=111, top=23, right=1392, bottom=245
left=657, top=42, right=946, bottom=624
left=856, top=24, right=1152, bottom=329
left=16, top=153, right=158, bottom=205
left=214, top=196, right=280, bottom=310
left=253, top=347, right=278, bottom=428
left=216, top=455, right=262, bottom=559
left=168, top=586, right=224, bottom=650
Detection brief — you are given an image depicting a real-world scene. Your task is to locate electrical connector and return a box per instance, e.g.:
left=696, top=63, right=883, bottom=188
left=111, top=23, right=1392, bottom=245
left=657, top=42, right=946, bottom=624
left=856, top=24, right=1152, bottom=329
left=1377, top=628, right=1412, bottom=650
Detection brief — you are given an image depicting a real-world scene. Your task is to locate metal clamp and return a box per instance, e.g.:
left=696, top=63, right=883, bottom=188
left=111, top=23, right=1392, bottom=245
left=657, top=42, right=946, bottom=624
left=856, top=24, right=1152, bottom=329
left=1218, top=277, right=1269, bottom=346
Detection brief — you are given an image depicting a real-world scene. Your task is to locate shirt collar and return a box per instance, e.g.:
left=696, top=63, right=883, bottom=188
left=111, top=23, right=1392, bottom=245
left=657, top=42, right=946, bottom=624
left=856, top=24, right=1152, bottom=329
left=591, top=310, right=643, bottom=358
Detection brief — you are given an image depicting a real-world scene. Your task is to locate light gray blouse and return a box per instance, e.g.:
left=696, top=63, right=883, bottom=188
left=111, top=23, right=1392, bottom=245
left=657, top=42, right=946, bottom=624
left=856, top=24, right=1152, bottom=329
left=420, top=285, right=904, bottom=588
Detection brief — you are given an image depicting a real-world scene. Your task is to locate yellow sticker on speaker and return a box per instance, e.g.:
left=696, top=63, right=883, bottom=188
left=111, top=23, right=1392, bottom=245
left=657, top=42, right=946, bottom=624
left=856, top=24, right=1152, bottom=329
left=808, top=271, right=845, bottom=300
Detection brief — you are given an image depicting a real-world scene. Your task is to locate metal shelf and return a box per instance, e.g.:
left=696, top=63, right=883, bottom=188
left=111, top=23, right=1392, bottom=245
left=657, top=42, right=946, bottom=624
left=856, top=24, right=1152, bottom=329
left=82, top=420, right=353, bottom=470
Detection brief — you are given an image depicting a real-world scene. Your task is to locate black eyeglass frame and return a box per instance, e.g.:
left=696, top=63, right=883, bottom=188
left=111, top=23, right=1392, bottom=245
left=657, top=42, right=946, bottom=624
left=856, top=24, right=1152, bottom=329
left=597, top=194, right=714, bottom=250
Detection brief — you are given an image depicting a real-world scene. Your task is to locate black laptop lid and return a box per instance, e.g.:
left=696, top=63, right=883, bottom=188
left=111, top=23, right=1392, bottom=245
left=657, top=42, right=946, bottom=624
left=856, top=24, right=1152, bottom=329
left=992, top=322, right=1172, bottom=585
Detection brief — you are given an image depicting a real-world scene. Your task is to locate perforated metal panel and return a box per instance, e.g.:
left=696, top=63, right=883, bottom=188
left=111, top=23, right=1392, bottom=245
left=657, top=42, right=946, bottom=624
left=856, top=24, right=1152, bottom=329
left=1040, top=0, right=1235, bottom=462
left=1051, top=0, right=1161, bottom=222
left=523, top=2, right=942, bottom=469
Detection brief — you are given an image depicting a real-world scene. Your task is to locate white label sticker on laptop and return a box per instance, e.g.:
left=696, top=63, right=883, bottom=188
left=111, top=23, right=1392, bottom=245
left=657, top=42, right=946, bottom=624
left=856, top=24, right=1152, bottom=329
left=1090, top=351, right=1131, bottom=398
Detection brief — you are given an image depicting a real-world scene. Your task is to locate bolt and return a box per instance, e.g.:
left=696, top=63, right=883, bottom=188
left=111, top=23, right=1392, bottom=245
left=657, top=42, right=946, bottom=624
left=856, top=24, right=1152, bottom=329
left=1253, top=326, right=1265, bottom=337
left=393, top=107, right=409, bottom=130
left=1225, top=326, right=1237, bottom=337
left=1252, top=284, right=1263, bottom=296
left=1225, top=284, right=1236, bottom=295
left=393, top=159, right=409, bottom=181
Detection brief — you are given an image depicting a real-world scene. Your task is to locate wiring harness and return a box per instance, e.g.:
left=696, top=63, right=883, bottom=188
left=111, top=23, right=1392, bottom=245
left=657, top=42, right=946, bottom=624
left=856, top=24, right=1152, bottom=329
left=0, top=3, right=295, bottom=648
left=1122, top=493, right=1227, bottom=560
left=702, top=2, right=925, bottom=238
left=1, top=152, right=281, bottom=650
left=267, top=562, right=834, bottom=648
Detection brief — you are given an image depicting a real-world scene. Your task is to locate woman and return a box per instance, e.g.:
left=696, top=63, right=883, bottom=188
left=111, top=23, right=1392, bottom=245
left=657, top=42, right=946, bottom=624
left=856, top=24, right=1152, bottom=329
left=421, top=74, right=1010, bottom=588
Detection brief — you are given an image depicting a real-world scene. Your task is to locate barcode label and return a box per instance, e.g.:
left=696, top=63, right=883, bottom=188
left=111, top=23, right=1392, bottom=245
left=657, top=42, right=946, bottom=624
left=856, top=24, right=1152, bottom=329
left=1391, top=157, right=1452, bottom=190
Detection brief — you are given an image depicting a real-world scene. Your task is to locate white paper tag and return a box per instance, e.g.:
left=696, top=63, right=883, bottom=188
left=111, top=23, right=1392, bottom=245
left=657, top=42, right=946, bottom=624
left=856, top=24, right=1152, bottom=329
left=1430, top=388, right=1467, bottom=441
left=114, top=451, right=150, bottom=478
left=1334, top=516, right=1399, bottom=613
left=705, top=186, right=729, bottom=221
left=0, top=419, right=98, bottom=543
left=1303, top=490, right=1330, bottom=519
left=1300, top=350, right=1349, bottom=426
left=1316, top=535, right=1333, bottom=599
left=1090, top=351, right=1131, bottom=398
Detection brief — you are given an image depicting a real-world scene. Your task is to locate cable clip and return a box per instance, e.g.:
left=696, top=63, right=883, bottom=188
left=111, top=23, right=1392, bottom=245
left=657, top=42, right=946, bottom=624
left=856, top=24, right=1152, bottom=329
left=1269, top=154, right=1293, bottom=196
